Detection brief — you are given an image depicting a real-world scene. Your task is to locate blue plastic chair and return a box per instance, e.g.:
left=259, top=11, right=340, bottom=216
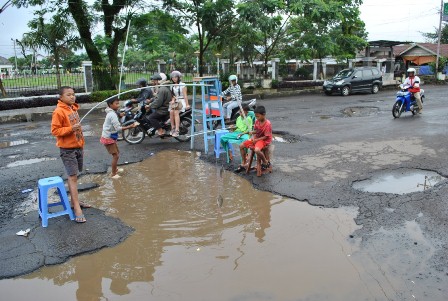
left=37, top=176, right=74, bottom=227
left=214, top=129, right=234, bottom=163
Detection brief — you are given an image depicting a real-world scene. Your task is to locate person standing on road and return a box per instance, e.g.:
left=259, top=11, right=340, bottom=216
left=100, top=98, right=137, bottom=179
left=51, top=86, right=90, bottom=223
left=403, top=67, right=423, bottom=114
left=222, top=75, right=242, bottom=123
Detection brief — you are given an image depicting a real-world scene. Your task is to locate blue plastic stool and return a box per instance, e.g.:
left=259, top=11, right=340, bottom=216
left=214, top=129, right=233, bottom=163
left=38, top=176, right=74, bottom=227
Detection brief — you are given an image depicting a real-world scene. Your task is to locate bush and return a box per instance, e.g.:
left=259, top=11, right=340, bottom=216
left=294, top=67, right=311, bottom=80
left=0, top=89, right=141, bottom=111
left=271, top=79, right=279, bottom=89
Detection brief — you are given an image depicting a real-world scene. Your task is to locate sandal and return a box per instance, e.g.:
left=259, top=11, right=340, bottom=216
left=75, top=214, right=86, bottom=223
left=261, top=161, right=271, bottom=171
left=172, top=130, right=179, bottom=137
left=234, top=165, right=245, bottom=173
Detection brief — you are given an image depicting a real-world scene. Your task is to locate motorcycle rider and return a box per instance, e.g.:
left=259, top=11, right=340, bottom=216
left=222, top=74, right=242, bottom=123
left=403, top=67, right=422, bottom=114
left=147, top=73, right=171, bottom=136
left=130, top=78, right=153, bottom=107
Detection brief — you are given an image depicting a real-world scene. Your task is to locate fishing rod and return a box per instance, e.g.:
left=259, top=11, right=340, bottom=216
left=79, top=83, right=214, bottom=124
left=186, top=127, right=233, bottom=138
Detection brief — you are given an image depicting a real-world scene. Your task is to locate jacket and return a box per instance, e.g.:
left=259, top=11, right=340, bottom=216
left=150, top=80, right=171, bottom=115
left=136, top=87, right=154, bottom=105
left=51, top=101, right=85, bottom=149
left=403, top=76, right=421, bottom=93
left=101, top=107, right=122, bottom=138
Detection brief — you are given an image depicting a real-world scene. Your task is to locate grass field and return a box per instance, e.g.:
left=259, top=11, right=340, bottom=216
left=1, top=72, right=204, bottom=90
left=2, top=74, right=84, bottom=88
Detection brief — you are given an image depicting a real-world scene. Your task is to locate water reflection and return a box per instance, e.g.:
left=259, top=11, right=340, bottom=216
left=1, top=151, right=369, bottom=301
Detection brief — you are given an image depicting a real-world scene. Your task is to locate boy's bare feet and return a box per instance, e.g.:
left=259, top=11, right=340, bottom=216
left=111, top=174, right=121, bottom=179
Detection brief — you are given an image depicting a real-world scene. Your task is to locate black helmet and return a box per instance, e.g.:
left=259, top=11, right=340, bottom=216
left=136, top=78, right=147, bottom=86
left=124, top=100, right=133, bottom=108
left=150, top=73, right=162, bottom=80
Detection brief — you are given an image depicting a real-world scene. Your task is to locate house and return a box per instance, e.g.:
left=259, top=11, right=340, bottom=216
left=0, top=56, right=14, bottom=79
left=394, top=43, right=448, bottom=66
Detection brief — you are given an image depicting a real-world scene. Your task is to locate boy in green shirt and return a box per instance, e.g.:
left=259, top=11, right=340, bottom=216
left=220, top=105, right=254, bottom=161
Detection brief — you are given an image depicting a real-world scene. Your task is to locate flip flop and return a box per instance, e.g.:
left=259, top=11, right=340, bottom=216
left=234, top=165, right=245, bottom=173
left=75, top=214, right=86, bottom=223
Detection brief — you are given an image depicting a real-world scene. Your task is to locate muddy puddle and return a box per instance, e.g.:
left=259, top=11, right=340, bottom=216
left=353, top=169, right=446, bottom=194
left=0, top=151, right=446, bottom=300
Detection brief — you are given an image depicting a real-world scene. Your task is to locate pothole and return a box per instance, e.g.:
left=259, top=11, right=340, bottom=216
left=352, top=169, right=446, bottom=194
left=0, top=139, right=29, bottom=148
left=342, top=106, right=379, bottom=117
left=358, top=99, right=383, bottom=103
left=272, top=131, right=300, bottom=143
left=5, top=157, right=57, bottom=168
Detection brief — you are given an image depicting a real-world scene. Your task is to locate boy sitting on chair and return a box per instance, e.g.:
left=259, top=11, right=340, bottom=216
left=235, top=105, right=272, bottom=173
left=220, top=104, right=253, bottom=161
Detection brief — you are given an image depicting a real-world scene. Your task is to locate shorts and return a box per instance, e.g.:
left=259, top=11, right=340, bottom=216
left=104, top=142, right=119, bottom=155
left=241, top=139, right=269, bottom=151
left=60, top=148, right=83, bottom=176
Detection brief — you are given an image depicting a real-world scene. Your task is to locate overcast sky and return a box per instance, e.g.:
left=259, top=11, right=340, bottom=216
left=0, top=0, right=443, bottom=59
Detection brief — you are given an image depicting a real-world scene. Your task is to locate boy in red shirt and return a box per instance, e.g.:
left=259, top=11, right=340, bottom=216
left=236, top=105, right=272, bottom=172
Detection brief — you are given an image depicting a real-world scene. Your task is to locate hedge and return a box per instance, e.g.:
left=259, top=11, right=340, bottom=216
left=0, top=89, right=141, bottom=111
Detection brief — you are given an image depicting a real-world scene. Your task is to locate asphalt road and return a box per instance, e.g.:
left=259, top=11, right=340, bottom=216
left=1, top=86, right=448, bottom=295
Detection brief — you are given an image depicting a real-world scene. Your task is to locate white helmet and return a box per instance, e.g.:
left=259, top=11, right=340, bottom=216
left=228, top=74, right=238, bottom=83
left=170, top=70, right=182, bottom=78
left=407, top=67, right=416, bottom=74
left=160, top=72, right=167, bottom=81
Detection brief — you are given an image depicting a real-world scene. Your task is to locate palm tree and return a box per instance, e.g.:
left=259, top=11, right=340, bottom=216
left=21, top=12, right=81, bottom=89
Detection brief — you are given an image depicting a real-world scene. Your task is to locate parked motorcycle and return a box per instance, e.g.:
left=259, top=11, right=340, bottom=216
left=392, top=84, right=425, bottom=118
left=121, top=105, right=193, bottom=144
left=207, top=98, right=257, bottom=129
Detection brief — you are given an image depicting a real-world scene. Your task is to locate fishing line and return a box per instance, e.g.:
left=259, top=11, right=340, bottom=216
left=79, top=83, right=213, bottom=123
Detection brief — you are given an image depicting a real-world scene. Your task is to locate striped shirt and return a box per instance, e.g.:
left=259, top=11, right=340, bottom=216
left=222, top=84, right=242, bottom=103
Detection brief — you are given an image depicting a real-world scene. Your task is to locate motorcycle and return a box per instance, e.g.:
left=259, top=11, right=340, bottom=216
left=392, top=84, right=425, bottom=118
left=207, top=98, right=257, bottom=129
left=121, top=104, right=193, bottom=144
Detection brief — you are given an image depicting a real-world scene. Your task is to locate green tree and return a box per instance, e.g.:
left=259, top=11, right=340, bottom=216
left=163, top=0, right=234, bottom=76
left=284, top=0, right=366, bottom=77
left=422, top=24, right=448, bottom=44
left=21, top=12, right=81, bottom=88
left=127, top=9, right=192, bottom=71
left=237, top=0, right=290, bottom=76
left=14, top=0, right=137, bottom=90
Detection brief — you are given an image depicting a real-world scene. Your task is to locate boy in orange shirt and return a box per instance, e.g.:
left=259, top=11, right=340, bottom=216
left=51, top=86, right=90, bottom=223
left=236, top=105, right=272, bottom=172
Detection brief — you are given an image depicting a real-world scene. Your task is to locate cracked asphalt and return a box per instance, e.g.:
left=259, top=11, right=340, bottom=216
left=1, top=85, right=448, bottom=298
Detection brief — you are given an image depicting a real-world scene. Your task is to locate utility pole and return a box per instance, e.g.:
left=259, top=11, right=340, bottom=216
left=435, top=0, right=444, bottom=78
left=11, top=38, right=18, bottom=71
